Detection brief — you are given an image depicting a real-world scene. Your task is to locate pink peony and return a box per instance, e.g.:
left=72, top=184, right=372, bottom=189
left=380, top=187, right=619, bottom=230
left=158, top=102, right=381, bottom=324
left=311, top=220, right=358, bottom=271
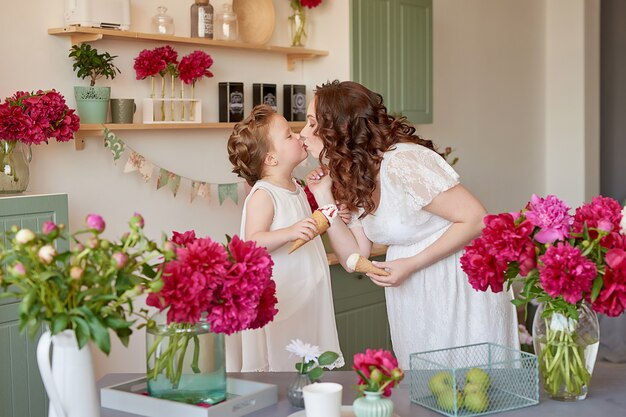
left=460, top=237, right=508, bottom=292
left=154, top=46, right=178, bottom=65
left=130, top=212, right=145, bottom=229
left=481, top=213, right=536, bottom=269
left=178, top=51, right=214, bottom=85
left=134, top=49, right=166, bottom=80
left=247, top=280, right=279, bottom=329
left=573, top=196, right=623, bottom=245
left=171, top=230, right=197, bottom=246
left=112, top=252, right=128, bottom=270
left=85, top=214, right=106, bottom=233
left=539, top=242, right=597, bottom=303
left=41, top=220, right=58, bottom=235
left=591, top=248, right=626, bottom=317
left=524, top=194, right=573, bottom=243
left=300, top=0, right=322, bottom=8
left=353, top=348, right=400, bottom=397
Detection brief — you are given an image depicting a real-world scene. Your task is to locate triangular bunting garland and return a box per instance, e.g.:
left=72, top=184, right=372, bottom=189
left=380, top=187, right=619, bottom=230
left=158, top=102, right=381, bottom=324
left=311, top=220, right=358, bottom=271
left=103, top=128, right=125, bottom=161
left=218, top=183, right=239, bottom=206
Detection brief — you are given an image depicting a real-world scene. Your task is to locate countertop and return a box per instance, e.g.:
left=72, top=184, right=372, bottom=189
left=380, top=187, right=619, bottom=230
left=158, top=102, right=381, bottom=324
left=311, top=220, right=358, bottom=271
left=99, top=361, right=626, bottom=417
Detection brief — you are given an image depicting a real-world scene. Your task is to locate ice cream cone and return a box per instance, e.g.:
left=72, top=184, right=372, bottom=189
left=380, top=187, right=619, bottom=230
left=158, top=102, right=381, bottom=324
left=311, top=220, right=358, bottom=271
left=288, top=210, right=330, bottom=254
left=354, top=255, right=390, bottom=276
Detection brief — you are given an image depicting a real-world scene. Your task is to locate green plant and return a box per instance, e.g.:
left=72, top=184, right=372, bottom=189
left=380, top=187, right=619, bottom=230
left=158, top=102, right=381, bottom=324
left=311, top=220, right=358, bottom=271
left=0, top=213, right=171, bottom=354
left=69, top=44, right=121, bottom=87
left=285, top=339, right=340, bottom=380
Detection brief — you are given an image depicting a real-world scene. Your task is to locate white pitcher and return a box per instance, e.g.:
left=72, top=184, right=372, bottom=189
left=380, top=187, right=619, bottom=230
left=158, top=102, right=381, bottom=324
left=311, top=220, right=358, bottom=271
left=37, top=329, right=100, bottom=417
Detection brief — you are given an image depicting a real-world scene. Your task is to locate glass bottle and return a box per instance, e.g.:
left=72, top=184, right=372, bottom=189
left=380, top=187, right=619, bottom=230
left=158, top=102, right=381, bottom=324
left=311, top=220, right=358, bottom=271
left=191, top=0, right=214, bottom=39
left=152, top=6, right=175, bottom=35
left=215, top=3, right=238, bottom=41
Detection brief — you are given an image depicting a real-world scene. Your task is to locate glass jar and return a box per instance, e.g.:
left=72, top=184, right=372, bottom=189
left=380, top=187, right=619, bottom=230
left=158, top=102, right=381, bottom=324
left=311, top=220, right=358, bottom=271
left=152, top=6, right=175, bottom=35
left=191, top=0, right=214, bottom=39
left=532, top=302, right=600, bottom=401
left=0, top=140, right=31, bottom=194
left=286, top=373, right=312, bottom=408
left=146, top=316, right=226, bottom=405
left=215, top=3, right=238, bottom=41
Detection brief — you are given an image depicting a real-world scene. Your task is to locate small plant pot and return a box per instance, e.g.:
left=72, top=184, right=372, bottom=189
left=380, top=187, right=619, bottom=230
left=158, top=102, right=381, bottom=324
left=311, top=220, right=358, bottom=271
left=74, top=86, right=111, bottom=124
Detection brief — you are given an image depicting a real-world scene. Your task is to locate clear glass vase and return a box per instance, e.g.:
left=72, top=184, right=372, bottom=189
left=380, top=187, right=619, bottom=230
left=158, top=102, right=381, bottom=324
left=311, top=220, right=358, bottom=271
left=287, top=373, right=312, bottom=408
left=146, top=317, right=227, bottom=405
left=0, top=139, right=31, bottom=194
left=288, top=8, right=307, bottom=47
left=353, top=391, right=394, bottom=417
left=532, top=302, right=599, bottom=401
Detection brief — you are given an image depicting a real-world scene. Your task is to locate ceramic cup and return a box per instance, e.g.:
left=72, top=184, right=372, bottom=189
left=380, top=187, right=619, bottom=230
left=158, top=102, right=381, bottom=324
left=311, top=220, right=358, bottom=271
left=302, top=382, right=343, bottom=417
left=110, top=98, right=136, bottom=123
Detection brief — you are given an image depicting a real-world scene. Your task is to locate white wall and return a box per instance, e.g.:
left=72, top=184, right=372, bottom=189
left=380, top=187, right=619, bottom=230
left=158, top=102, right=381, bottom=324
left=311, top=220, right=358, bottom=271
left=0, top=0, right=598, bottom=377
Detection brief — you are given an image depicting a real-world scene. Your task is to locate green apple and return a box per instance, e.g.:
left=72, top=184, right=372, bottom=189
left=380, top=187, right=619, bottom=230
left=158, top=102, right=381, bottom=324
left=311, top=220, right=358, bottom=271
left=464, top=391, right=489, bottom=413
left=463, top=381, right=485, bottom=395
left=428, top=371, right=454, bottom=396
left=465, top=367, right=490, bottom=390
left=436, top=388, right=464, bottom=412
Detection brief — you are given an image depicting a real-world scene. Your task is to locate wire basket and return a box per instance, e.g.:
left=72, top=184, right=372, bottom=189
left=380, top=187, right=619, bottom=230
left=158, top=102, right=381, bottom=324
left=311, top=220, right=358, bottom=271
left=409, top=343, right=538, bottom=417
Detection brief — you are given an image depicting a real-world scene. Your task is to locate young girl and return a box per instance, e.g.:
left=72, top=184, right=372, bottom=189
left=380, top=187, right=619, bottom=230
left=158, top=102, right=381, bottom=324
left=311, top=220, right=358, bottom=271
left=226, top=105, right=343, bottom=372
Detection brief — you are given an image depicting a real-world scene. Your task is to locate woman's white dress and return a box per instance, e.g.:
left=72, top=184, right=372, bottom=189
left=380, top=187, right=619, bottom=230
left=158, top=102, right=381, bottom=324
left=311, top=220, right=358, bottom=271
left=356, top=143, right=519, bottom=370
left=226, top=179, right=344, bottom=372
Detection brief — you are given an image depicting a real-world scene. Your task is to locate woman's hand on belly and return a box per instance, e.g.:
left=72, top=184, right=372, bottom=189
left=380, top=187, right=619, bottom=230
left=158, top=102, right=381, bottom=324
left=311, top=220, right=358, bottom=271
left=367, top=257, right=416, bottom=287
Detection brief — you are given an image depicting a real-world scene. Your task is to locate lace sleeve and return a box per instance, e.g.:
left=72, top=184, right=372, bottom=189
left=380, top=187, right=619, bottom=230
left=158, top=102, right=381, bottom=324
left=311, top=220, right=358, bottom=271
left=385, top=147, right=460, bottom=211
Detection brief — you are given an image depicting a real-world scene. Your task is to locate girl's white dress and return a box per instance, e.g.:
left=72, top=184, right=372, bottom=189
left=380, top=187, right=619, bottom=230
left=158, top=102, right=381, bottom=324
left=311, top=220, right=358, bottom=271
left=356, top=143, right=519, bottom=370
left=226, top=179, right=344, bottom=372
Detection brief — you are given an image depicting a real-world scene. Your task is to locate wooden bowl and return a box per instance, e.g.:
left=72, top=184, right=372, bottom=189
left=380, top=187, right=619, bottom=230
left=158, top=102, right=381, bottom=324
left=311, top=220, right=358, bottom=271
left=232, top=0, right=276, bottom=45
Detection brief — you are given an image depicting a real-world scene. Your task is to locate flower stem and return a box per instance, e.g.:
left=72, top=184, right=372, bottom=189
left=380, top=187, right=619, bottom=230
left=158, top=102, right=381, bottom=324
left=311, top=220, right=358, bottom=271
left=180, top=80, right=185, bottom=121
left=160, top=76, right=166, bottom=121
left=170, top=74, right=175, bottom=121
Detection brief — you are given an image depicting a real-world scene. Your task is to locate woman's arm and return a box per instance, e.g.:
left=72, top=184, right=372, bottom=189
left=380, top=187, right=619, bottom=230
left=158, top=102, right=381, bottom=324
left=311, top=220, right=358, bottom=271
left=368, top=184, right=486, bottom=287
left=306, top=168, right=373, bottom=270
left=245, top=189, right=318, bottom=252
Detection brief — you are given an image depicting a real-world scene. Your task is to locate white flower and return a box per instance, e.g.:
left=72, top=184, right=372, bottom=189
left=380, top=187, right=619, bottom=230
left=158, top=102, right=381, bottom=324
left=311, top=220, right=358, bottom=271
left=38, top=245, right=56, bottom=264
left=621, top=205, right=626, bottom=235
left=15, top=229, right=35, bottom=244
left=286, top=339, right=322, bottom=363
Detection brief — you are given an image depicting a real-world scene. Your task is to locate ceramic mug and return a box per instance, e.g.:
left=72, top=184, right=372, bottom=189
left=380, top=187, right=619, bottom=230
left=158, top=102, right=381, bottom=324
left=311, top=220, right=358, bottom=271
left=303, top=382, right=343, bottom=417
left=110, top=98, right=136, bottom=124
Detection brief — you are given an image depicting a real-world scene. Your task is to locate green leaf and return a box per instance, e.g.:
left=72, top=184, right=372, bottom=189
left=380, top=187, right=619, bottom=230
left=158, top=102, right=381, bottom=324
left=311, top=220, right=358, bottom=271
left=141, top=263, right=157, bottom=279
left=308, top=366, right=324, bottom=381
left=511, top=298, right=527, bottom=307
left=51, top=314, right=69, bottom=334
left=590, top=277, right=603, bottom=303
left=72, top=316, right=91, bottom=349
left=318, top=351, right=339, bottom=367
left=104, top=315, right=134, bottom=330
left=115, top=327, right=132, bottom=348
left=295, top=362, right=305, bottom=373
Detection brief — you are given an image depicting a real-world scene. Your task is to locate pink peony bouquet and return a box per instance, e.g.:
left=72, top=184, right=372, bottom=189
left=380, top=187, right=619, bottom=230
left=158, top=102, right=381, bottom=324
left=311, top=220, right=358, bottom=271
left=353, top=349, right=404, bottom=397
left=178, top=50, right=214, bottom=86
left=461, top=194, right=626, bottom=398
left=290, top=0, right=322, bottom=11
left=145, top=231, right=278, bottom=386
left=0, top=89, right=79, bottom=145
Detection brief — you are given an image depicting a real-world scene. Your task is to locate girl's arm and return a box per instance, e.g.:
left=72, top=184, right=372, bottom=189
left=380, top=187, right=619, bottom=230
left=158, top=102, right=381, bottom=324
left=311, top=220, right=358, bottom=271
left=245, top=188, right=318, bottom=253
left=306, top=168, right=372, bottom=271
left=370, top=184, right=486, bottom=287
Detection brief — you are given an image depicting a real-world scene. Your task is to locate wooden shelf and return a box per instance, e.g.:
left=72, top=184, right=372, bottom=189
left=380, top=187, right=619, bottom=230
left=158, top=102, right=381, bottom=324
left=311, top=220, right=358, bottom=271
left=48, top=26, right=328, bottom=70
left=74, top=122, right=306, bottom=150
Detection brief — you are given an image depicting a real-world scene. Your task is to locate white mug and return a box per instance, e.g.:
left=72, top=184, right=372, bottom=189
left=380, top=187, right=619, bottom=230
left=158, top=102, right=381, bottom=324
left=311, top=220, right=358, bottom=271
left=303, top=382, right=343, bottom=417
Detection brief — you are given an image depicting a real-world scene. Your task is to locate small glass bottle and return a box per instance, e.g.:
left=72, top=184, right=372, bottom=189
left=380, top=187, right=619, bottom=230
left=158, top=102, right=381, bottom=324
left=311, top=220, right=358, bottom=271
left=152, top=6, right=175, bottom=35
left=191, top=0, right=214, bottom=39
left=215, top=3, right=238, bottom=41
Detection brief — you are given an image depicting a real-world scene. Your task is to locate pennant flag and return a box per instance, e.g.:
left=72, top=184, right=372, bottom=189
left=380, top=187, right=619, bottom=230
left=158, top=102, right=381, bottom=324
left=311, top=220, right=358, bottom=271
left=157, top=168, right=169, bottom=190
left=123, top=151, right=154, bottom=182
left=218, top=183, right=239, bottom=205
left=103, top=128, right=125, bottom=161
left=167, top=172, right=181, bottom=197
left=191, top=181, right=210, bottom=203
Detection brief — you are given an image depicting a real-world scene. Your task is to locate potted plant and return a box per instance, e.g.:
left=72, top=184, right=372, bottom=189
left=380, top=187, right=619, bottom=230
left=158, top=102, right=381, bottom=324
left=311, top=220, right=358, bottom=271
left=69, top=43, right=121, bottom=123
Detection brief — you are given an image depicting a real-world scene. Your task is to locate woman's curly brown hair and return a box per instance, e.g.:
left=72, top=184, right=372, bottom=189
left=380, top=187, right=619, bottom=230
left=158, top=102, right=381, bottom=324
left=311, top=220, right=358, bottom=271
left=227, top=105, right=276, bottom=186
left=315, top=80, right=437, bottom=216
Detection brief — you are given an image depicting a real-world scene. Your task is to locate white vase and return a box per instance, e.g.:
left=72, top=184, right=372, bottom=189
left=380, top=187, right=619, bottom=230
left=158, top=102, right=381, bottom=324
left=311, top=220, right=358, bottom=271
left=36, top=330, right=100, bottom=417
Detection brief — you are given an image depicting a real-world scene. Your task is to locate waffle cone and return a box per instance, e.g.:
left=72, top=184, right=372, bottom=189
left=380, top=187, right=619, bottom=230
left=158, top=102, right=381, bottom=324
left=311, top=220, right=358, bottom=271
left=288, top=210, right=330, bottom=254
left=355, top=256, right=390, bottom=276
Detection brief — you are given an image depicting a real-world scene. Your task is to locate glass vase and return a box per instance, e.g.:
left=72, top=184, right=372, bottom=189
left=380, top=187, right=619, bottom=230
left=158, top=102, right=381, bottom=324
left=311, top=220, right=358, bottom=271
left=532, top=302, right=599, bottom=401
left=287, top=373, right=312, bottom=408
left=288, top=8, right=307, bottom=47
left=0, top=139, right=31, bottom=194
left=146, top=318, right=227, bottom=405
left=353, top=391, right=394, bottom=417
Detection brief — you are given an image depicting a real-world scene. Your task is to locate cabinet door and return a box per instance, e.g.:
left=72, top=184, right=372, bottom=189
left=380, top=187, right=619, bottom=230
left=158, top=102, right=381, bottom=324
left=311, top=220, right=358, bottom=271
left=351, top=0, right=433, bottom=124
left=330, top=257, right=392, bottom=369
left=0, top=194, right=69, bottom=417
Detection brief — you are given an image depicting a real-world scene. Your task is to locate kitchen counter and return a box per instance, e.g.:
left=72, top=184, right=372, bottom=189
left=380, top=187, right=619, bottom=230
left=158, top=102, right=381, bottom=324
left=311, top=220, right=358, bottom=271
left=100, top=361, right=626, bottom=417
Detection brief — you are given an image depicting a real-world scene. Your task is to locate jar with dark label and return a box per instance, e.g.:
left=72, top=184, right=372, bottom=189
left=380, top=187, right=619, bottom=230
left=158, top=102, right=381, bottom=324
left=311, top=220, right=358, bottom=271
left=191, top=0, right=214, bottom=39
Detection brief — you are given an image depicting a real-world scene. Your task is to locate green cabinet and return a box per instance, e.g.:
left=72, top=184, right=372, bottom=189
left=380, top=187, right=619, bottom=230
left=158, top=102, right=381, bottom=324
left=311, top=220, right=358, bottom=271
left=0, top=194, right=69, bottom=417
left=351, top=0, right=433, bottom=124
left=330, top=256, right=392, bottom=369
